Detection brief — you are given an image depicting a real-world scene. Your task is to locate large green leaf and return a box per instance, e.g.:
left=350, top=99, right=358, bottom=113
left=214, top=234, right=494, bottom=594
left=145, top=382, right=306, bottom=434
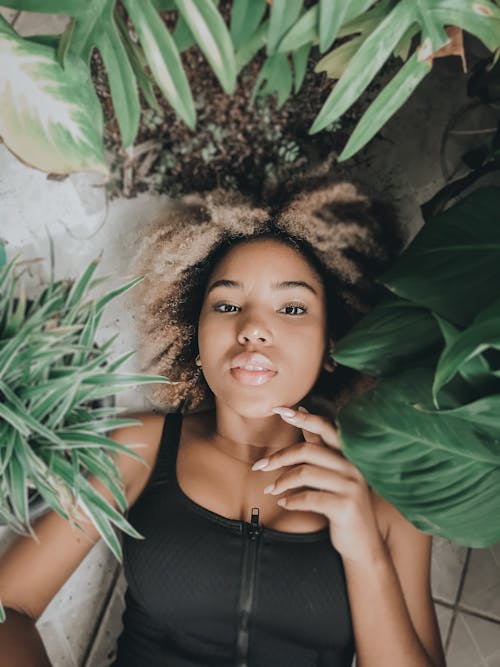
left=339, top=368, right=500, bottom=547
left=0, top=23, right=108, bottom=175
left=175, top=0, right=236, bottom=94
left=381, top=188, right=500, bottom=327
left=433, top=297, right=500, bottom=398
left=333, top=295, right=441, bottom=376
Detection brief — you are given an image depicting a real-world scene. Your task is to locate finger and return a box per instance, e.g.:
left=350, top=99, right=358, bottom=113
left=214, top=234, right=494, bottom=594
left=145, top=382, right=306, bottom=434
left=276, top=489, right=343, bottom=517
left=264, top=463, right=354, bottom=497
left=252, top=441, right=354, bottom=476
left=272, top=407, right=341, bottom=449
left=297, top=406, right=322, bottom=444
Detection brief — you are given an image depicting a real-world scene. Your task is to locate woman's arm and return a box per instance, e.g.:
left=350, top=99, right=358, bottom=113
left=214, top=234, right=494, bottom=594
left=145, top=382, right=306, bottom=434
left=0, top=609, right=52, bottom=666
left=0, top=413, right=164, bottom=667
left=344, top=497, right=446, bottom=667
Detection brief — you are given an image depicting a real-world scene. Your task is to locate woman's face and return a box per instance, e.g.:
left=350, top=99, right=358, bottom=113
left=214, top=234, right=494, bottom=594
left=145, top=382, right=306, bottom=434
left=197, top=238, right=329, bottom=418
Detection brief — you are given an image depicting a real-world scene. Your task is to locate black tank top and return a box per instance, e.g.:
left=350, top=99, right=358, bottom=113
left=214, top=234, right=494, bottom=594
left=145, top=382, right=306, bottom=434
left=113, top=413, right=355, bottom=667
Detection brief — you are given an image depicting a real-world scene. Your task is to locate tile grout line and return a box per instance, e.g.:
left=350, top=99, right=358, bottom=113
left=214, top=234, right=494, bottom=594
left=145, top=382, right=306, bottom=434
left=433, top=598, right=500, bottom=625
left=444, top=547, right=471, bottom=654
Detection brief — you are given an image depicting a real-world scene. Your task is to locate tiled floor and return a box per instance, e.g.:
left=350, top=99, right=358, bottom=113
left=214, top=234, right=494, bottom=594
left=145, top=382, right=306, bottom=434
left=432, top=539, right=500, bottom=666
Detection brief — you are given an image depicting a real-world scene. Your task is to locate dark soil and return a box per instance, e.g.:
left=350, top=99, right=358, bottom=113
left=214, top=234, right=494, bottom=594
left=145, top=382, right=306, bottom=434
left=92, top=4, right=377, bottom=202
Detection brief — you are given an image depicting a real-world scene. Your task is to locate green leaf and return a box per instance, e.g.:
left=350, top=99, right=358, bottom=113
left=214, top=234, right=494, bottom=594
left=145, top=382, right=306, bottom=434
left=333, top=295, right=441, bottom=376
left=93, top=15, right=141, bottom=148
left=0, top=241, right=6, bottom=269
left=339, top=367, right=500, bottom=547
left=292, top=42, right=311, bottom=94
left=122, top=0, right=196, bottom=129
left=172, top=15, right=196, bottom=52
left=309, top=0, right=459, bottom=138
left=0, top=1, right=86, bottom=14
left=315, top=34, right=365, bottom=80
left=7, top=452, right=29, bottom=529
left=430, top=1, right=500, bottom=53
left=230, top=0, right=267, bottom=50
left=114, top=8, right=161, bottom=113
left=414, top=394, right=500, bottom=430
left=277, top=5, right=317, bottom=53
left=175, top=0, right=237, bottom=94
left=77, top=495, right=123, bottom=560
left=382, top=187, right=500, bottom=327
left=319, top=0, right=350, bottom=53
left=338, top=51, right=432, bottom=160
left=0, top=28, right=108, bottom=175
left=433, top=314, right=492, bottom=393
left=235, top=18, right=268, bottom=72
left=277, top=0, right=380, bottom=53
left=310, top=0, right=415, bottom=134
left=267, top=0, right=302, bottom=55
left=251, top=53, right=293, bottom=108
left=433, top=297, right=500, bottom=398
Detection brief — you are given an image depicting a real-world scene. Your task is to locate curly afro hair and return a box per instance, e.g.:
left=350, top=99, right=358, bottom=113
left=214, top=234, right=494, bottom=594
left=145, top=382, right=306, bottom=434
left=132, top=182, right=402, bottom=415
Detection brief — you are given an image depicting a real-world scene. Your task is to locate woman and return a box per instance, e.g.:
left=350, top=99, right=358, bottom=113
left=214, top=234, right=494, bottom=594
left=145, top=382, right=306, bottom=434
left=0, top=184, right=446, bottom=666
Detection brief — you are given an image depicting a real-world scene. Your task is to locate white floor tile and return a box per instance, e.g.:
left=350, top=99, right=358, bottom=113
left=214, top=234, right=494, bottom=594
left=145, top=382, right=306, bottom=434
left=447, top=612, right=500, bottom=667
left=461, top=544, right=500, bottom=621
left=431, top=537, right=469, bottom=604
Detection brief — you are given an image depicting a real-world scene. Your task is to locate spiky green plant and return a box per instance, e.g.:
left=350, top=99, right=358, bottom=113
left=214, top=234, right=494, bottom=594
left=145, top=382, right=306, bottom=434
left=0, top=252, right=169, bottom=578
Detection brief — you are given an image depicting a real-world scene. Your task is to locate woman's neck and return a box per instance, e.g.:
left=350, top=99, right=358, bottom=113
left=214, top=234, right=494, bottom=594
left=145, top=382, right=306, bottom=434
left=209, top=401, right=302, bottom=465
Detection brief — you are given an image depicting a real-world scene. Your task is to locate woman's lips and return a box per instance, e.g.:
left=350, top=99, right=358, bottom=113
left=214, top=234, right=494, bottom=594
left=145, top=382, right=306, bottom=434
left=230, top=367, right=278, bottom=386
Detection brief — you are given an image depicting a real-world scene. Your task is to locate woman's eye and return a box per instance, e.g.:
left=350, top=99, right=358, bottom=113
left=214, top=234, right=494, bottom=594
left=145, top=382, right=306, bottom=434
left=213, top=303, right=239, bottom=313
left=279, top=304, right=307, bottom=315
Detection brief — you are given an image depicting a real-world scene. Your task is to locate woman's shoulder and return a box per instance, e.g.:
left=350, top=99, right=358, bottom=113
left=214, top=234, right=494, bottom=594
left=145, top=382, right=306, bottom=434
left=110, top=412, right=167, bottom=504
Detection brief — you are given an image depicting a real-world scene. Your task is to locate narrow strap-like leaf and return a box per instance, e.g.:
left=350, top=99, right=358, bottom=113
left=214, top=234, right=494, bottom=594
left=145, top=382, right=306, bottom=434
left=94, top=17, right=141, bottom=148
left=175, top=0, right=237, bottom=94
left=122, top=0, right=196, bottom=128
left=267, top=0, right=303, bottom=55
left=235, top=19, right=268, bottom=73
left=172, top=15, right=195, bottom=52
left=310, top=0, right=416, bottom=135
left=230, top=0, right=267, bottom=50
left=338, top=51, right=432, bottom=160
left=251, top=53, right=293, bottom=108
left=319, top=0, right=350, bottom=53
left=292, top=42, right=311, bottom=94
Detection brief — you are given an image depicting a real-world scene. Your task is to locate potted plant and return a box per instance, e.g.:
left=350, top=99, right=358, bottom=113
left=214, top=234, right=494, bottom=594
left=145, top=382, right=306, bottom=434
left=0, top=242, right=169, bottom=623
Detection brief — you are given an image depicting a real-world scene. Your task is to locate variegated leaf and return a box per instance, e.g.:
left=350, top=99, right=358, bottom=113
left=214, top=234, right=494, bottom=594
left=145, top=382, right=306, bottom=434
left=0, top=25, right=108, bottom=175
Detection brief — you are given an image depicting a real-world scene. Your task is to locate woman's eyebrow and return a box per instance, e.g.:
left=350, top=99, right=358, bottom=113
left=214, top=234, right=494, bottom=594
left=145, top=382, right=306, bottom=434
left=206, top=279, right=317, bottom=295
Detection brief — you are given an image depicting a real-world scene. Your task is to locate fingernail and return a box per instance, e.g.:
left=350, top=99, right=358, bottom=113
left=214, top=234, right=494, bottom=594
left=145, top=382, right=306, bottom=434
left=297, top=406, right=308, bottom=413
left=252, top=458, right=269, bottom=471
left=263, top=483, right=275, bottom=494
left=272, top=407, right=296, bottom=418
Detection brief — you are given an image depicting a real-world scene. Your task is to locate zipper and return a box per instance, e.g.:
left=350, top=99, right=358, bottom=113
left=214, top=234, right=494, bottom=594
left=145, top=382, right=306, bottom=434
left=234, top=507, right=262, bottom=667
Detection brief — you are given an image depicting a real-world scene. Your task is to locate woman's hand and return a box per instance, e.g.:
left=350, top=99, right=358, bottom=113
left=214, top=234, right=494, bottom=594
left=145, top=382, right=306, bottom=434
left=252, top=406, right=387, bottom=567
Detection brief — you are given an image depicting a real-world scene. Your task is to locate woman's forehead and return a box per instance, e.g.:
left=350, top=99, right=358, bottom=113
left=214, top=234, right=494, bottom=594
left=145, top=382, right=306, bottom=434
left=209, top=238, right=323, bottom=285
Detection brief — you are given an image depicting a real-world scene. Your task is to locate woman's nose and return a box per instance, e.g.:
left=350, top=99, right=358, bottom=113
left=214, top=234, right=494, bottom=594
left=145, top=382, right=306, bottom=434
left=237, top=316, right=272, bottom=345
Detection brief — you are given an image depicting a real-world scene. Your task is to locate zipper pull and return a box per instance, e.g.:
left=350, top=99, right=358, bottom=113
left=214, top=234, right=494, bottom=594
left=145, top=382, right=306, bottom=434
left=249, top=507, right=261, bottom=539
